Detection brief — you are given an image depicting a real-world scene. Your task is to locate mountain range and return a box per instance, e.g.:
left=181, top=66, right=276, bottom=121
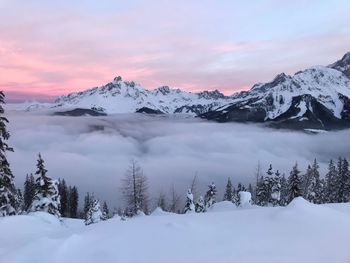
left=24, top=52, right=350, bottom=130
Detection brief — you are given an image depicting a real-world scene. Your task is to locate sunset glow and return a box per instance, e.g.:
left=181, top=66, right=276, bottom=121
left=1, top=0, right=350, bottom=102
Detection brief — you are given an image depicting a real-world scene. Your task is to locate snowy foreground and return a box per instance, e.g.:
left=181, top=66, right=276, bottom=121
left=1, top=198, right=350, bottom=263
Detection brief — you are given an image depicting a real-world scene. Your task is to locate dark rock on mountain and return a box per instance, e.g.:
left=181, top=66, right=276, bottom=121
left=54, top=108, right=107, bottom=117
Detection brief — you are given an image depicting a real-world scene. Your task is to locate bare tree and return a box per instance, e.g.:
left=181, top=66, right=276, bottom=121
left=254, top=161, right=262, bottom=201
left=169, top=184, right=181, bottom=213
left=156, top=192, right=167, bottom=211
left=190, top=172, right=198, bottom=199
left=121, top=160, right=149, bottom=216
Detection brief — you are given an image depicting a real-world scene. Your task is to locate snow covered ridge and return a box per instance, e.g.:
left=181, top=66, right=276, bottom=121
left=202, top=52, right=350, bottom=130
left=53, top=76, right=231, bottom=115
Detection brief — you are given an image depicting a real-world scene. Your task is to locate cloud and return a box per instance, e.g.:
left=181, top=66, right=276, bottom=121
left=6, top=110, right=350, bottom=209
left=1, top=1, right=350, bottom=102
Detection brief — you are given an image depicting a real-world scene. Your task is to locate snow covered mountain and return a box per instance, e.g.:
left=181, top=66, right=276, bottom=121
left=20, top=52, right=350, bottom=130
left=201, top=52, right=350, bottom=130
left=54, top=76, right=230, bottom=115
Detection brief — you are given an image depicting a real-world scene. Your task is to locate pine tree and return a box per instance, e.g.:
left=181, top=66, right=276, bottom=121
left=121, top=160, right=149, bottom=216
left=287, top=163, right=302, bottom=203
left=280, top=173, right=288, bottom=206
left=270, top=170, right=281, bottom=206
left=30, top=154, right=61, bottom=217
left=58, top=179, right=68, bottom=217
left=68, top=186, right=79, bottom=218
left=16, top=189, right=24, bottom=214
left=183, top=189, right=195, bottom=213
left=232, top=185, right=239, bottom=206
left=324, top=159, right=337, bottom=203
left=84, top=192, right=92, bottom=219
left=237, top=182, right=247, bottom=192
left=223, top=178, right=233, bottom=201
left=337, top=158, right=350, bottom=202
left=303, top=159, right=322, bottom=204
left=267, top=164, right=273, bottom=177
left=0, top=91, right=17, bottom=217
left=85, top=199, right=103, bottom=225
left=23, top=174, right=36, bottom=211
left=255, top=176, right=265, bottom=206
left=102, top=201, right=109, bottom=220
left=195, top=195, right=205, bottom=213
left=204, top=182, right=217, bottom=209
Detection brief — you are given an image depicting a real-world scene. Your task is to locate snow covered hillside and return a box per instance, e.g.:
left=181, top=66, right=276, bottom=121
left=1, top=199, right=350, bottom=263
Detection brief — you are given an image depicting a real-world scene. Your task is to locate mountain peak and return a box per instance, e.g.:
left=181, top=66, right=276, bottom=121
left=328, top=51, right=350, bottom=78
left=113, top=75, right=122, bottom=82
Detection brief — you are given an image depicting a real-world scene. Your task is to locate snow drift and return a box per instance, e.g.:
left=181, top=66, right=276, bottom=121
left=1, top=200, right=350, bottom=263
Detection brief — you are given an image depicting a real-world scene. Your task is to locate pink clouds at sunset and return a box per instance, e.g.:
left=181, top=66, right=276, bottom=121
left=0, top=0, right=350, bottom=102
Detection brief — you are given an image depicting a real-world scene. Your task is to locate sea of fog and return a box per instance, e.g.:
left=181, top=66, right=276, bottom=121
left=6, top=109, right=350, bottom=208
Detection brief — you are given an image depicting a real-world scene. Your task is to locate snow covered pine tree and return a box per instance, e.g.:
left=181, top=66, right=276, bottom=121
left=205, top=182, right=217, bottom=209
left=0, top=91, right=18, bottom=217
left=30, top=153, right=61, bottom=218
left=183, top=189, right=195, bottom=213
left=223, top=178, right=233, bottom=202
left=85, top=199, right=104, bottom=225
left=195, top=195, right=205, bottom=213
left=287, top=163, right=302, bottom=203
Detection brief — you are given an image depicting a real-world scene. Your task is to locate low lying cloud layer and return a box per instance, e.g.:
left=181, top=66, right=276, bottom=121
left=6, top=110, right=350, bottom=209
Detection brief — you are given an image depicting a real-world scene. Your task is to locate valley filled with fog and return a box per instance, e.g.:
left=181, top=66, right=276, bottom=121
left=6, top=109, right=350, bottom=207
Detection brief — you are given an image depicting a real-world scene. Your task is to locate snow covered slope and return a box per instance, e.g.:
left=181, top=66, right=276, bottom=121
left=1, top=200, right=350, bottom=263
left=202, top=53, right=350, bottom=130
left=54, top=77, right=230, bottom=115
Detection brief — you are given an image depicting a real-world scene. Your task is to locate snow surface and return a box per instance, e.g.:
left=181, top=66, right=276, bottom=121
left=1, top=200, right=350, bottom=263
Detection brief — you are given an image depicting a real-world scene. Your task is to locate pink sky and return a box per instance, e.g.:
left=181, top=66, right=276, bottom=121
left=1, top=0, right=350, bottom=102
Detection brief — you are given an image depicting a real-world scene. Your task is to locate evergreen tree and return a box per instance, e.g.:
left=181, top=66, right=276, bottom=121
left=85, top=199, right=103, bottom=225
left=84, top=192, right=92, bottom=219
left=30, top=153, right=61, bottom=217
left=195, top=195, right=205, bottom=213
left=223, top=178, right=233, bottom=201
left=102, top=201, right=109, bottom=220
left=280, top=173, right=288, bottom=206
left=0, top=91, right=17, bottom=217
left=287, top=163, right=302, bottom=203
left=16, top=189, right=24, bottom=214
left=303, top=159, right=322, bottom=204
left=23, top=174, right=36, bottom=211
left=237, top=182, right=247, bottom=192
left=121, top=160, right=149, bottom=216
left=337, top=158, right=350, bottom=202
left=255, top=176, right=265, bottom=206
left=58, top=179, right=68, bottom=217
left=270, top=170, right=281, bottom=206
left=68, top=186, right=79, bottom=218
left=267, top=164, right=273, bottom=177
left=204, top=182, right=217, bottom=209
left=232, top=185, right=239, bottom=206
left=183, top=189, right=195, bottom=213
left=325, top=159, right=338, bottom=203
